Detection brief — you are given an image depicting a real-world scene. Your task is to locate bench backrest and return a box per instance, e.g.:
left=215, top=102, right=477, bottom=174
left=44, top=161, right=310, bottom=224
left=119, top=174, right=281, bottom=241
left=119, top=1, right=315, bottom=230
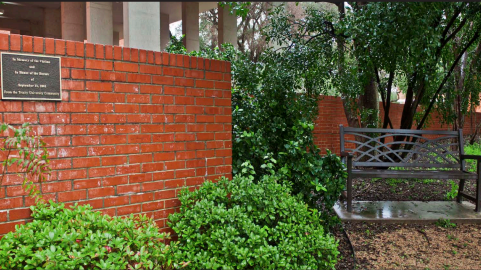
left=340, top=125, right=465, bottom=169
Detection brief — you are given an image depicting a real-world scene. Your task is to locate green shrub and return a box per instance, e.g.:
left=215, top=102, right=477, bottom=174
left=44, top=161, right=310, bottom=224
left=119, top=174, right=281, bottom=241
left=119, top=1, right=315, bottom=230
left=0, top=201, right=182, bottom=270
left=169, top=175, right=339, bottom=270
left=464, top=142, right=481, bottom=172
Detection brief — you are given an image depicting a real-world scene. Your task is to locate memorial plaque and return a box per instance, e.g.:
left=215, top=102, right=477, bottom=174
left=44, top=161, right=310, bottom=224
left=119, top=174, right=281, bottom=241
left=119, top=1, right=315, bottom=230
left=1, top=52, right=61, bottom=101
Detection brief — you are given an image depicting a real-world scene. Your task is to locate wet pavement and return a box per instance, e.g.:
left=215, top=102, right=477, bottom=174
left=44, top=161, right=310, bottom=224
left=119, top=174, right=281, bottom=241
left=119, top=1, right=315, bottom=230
left=334, top=200, right=481, bottom=223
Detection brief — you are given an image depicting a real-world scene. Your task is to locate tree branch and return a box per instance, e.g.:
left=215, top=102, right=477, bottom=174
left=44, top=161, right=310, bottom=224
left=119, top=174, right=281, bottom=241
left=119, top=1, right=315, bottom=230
left=417, top=31, right=481, bottom=130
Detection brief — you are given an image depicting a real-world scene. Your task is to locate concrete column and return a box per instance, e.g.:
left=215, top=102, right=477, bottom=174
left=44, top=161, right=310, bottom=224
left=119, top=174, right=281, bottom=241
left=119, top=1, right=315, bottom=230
left=218, top=4, right=237, bottom=49
left=123, top=2, right=161, bottom=51
left=160, top=13, right=170, bottom=51
left=44, top=8, right=61, bottom=39
left=86, top=2, right=113, bottom=45
left=61, top=2, right=86, bottom=42
left=182, top=2, right=199, bottom=52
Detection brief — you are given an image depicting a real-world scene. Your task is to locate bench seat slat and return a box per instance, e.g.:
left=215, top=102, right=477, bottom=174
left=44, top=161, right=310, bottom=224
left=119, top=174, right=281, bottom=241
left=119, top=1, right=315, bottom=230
left=351, top=169, right=477, bottom=179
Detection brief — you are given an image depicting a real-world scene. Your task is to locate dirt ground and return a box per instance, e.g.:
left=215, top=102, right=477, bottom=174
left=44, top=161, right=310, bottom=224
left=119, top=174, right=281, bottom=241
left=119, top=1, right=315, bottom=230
left=334, top=178, right=481, bottom=270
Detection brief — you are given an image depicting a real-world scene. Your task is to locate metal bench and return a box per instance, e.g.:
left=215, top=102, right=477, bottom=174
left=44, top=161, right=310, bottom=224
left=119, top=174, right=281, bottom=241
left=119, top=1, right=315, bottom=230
left=339, top=125, right=481, bottom=213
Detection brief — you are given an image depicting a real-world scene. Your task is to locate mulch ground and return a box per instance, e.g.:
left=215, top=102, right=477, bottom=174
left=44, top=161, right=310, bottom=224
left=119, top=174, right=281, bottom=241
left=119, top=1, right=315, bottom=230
left=333, top=178, right=481, bottom=270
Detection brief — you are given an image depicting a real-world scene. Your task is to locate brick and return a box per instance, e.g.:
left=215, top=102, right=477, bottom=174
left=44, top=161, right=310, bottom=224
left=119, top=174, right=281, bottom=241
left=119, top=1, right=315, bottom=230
left=117, top=184, right=141, bottom=195
left=116, top=145, right=140, bottom=154
left=127, top=74, right=151, bottom=83
left=59, top=190, right=87, bottom=202
left=95, top=44, right=104, bottom=59
left=140, top=64, right=162, bottom=74
left=85, top=82, right=112, bottom=92
left=114, top=62, right=138, bottom=72
left=57, top=103, right=87, bottom=113
left=129, top=173, right=152, bottom=183
left=128, top=134, right=151, bottom=143
left=55, top=39, right=66, bottom=55
left=163, top=142, right=185, bottom=151
left=88, top=125, right=115, bottom=134
left=22, top=35, right=33, bottom=52
left=74, top=179, right=101, bottom=189
left=152, top=95, right=174, bottom=104
left=0, top=221, right=25, bottom=235
left=89, top=167, right=115, bottom=177
left=164, top=105, right=184, bottom=114
left=45, top=38, right=55, bottom=54
left=101, top=114, right=127, bottom=123
left=71, top=114, right=100, bottom=124
left=86, top=59, right=113, bottom=70
left=140, top=85, right=162, bottom=94
left=142, top=201, right=164, bottom=212
left=141, top=124, right=164, bottom=133
left=103, top=176, right=128, bottom=186
left=140, top=105, right=163, bottom=114
left=56, top=125, right=87, bottom=135
left=70, top=92, right=98, bottom=102
left=123, top=47, right=131, bottom=61
left=116, top=124, right=140, bottom=134
left=154, top=193, right=175, bottom=207
left=100, top=93, right=125, bottom=103
left=185, top=70, right=204, bottom=79
left=43, top=181, right=71, bottom=193
left=115, top=104, right=139, bottom=113
left=101, top=135, right=127, bottom=144
left=164, top=124, right=185, bottom=132
left=73, top=157, right=100, bottom=168
left=0, top=33, right=8, bottom=50
left=127, top=114, right=151, bottom=123
left=131, top=49, right=139, bottom=62
left=152, top=76, right=174, bottom=85
left=88, top=145, right=115, bottom=156
left=117, top=204, right=141, bottom=216
left=131, top=193, right=154, bottom=203
left=102, top=156, right=127, bottom=166
left=72, top=135, right=100, bottom=146
left=163, top=67, right=183, bottom=77
left=75, top=42, right=84, bottom=57
left=4, top=113, right=38, bottom=124
left=127, top=94, right=150, bottom=103
left=9, top=208, right=32, bottom=220
left=153, top=171, right=175, bottom=181
left=39, top=114, right=69, bottom=124
left=89, top=187, right=115, bottom=198
left=187, top=124, right=204, bottom=132
left=141, top=162, right=164, bottom=172
left=86, top=43, right=95, bottom=57
left=0, top=197, right=23, bottom=210
left=114, top=46, right=122, bottom=60
left=140, top=143, right=163, bottom=153
left=57, top=147, right=87, bottom=158
left=130, top=153, right=153, bottom=163
left=186, top=88, right=204, bottom=97
left=87, top=103, right=114, bottom=113
left=104, top=196, right=129, bottom=207
left=175, top=78, right=194, bottom=87
left=175, top=96, right=195, bottom=105
left=62, top=80, right=85, bottom=90
left=114, top=83, right=140, bottom=93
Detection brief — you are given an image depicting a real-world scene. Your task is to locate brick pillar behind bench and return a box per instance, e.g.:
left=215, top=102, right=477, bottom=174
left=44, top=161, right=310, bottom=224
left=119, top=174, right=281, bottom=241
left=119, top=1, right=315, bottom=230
left=0, top=34, right=232, bottom=236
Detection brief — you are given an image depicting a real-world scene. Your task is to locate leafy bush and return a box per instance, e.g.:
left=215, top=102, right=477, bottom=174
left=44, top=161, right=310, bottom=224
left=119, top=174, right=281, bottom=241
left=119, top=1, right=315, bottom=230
left=0, top=201, right=182, bottom=270
left=169, top=175, right=339, bottom=270
left=0, top=122, right=50, bottom=201
left=464, top=142, right=481, bottom=172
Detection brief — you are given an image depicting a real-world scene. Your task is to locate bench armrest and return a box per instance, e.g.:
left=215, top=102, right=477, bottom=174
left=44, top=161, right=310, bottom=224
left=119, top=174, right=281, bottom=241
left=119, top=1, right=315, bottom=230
left=340, top=151, right=353, bottom=158
left=460, top=154, right=481, bottom=161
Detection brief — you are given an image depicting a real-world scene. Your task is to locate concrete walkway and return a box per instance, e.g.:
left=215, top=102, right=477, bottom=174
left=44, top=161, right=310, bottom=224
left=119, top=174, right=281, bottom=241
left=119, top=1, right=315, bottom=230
left=334, top=200, right=481, bottom=224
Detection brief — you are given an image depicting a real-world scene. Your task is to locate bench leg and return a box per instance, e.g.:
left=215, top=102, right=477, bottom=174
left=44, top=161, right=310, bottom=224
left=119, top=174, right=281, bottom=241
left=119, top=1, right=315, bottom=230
left=457, top=179, right=465, bottom=204
left=477, top=162, right=481, bottom=212
left=347, top=174, right=352, bottom=212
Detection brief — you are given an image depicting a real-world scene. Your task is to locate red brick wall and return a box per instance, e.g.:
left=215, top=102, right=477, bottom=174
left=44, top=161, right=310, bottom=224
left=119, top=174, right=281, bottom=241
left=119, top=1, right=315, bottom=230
left=0, top=34, right=232, bottom=236
left=314, top=95, right=481, bottom=154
